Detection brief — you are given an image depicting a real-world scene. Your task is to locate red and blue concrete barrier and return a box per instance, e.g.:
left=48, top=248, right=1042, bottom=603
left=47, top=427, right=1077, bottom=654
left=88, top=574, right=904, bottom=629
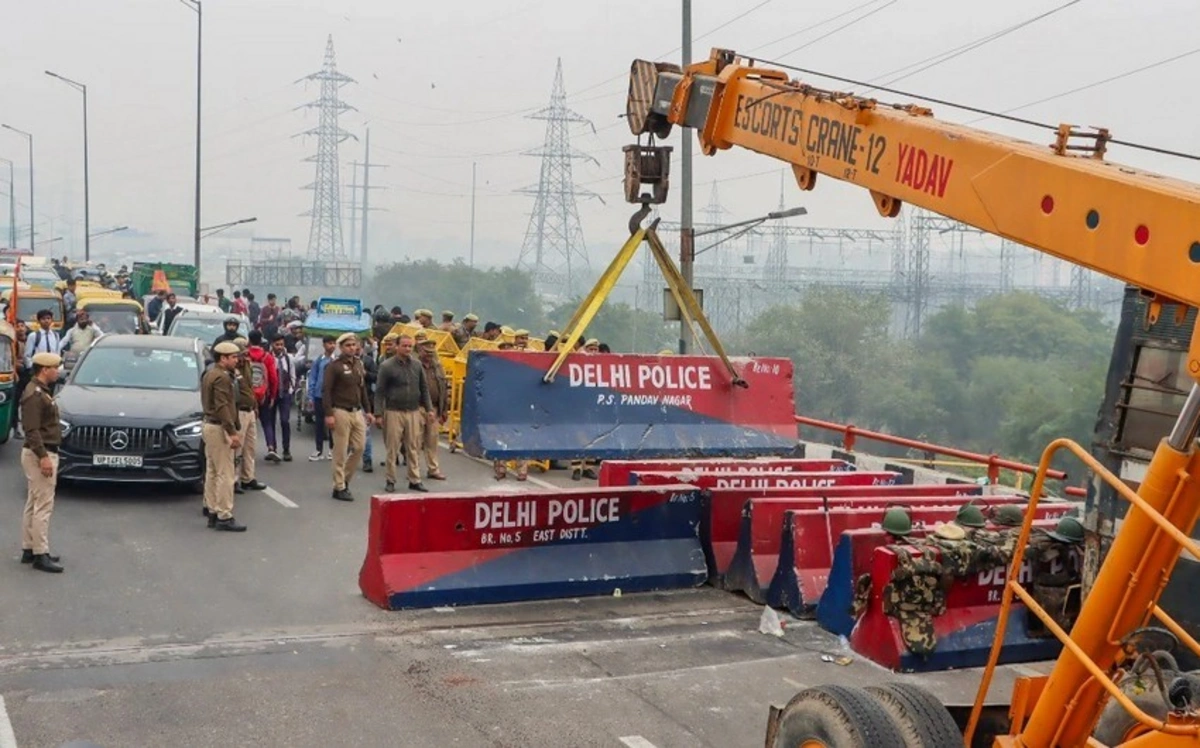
left=815, top=505, right=1074, bottom=637
left=597, top=457, right=854, bottom=488
left=460, top=351, right=797, bottom=460
left=726, top=496, right=985, bottom=605
left=359, top=485, right=708, bottom=610
left=764, top=499, right=1035, bottom=617
left=849, top=544, right=1066, bottom=672
left=633, top=470, right=905, bottom=585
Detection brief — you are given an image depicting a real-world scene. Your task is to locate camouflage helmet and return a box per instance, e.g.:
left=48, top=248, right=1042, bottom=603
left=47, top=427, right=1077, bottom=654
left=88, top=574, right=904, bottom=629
left=954, top=503, right=987, bottom=529
left=1048, top=516, right=1085, bottom=544
left=993, top=504, right=1025, bottom=527
left=881, top=506, right=913, bottom=537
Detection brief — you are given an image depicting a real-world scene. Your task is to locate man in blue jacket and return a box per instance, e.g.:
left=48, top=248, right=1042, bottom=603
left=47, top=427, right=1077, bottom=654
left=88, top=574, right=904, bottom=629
left=307, top=335, right=337, bottom=461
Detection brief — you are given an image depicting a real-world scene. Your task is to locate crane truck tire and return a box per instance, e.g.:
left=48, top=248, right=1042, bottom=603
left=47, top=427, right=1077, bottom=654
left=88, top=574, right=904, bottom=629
left=864, top=683, right=962, bottom=747
left=764, top=684, right=906, bottom=748
left=1092, top=657, right=1180, bottom=745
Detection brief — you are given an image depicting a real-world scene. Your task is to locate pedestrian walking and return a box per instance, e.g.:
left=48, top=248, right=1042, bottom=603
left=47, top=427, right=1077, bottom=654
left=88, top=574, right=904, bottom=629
left=263, top=334, right=296, bottom=462
left=20, top=351, right=65, bottom=572
left=323, top=333, right=372, bottom=501
left=201, top=341, right=246, bottom=532
left=416, top=332, right=448, bottom=481
left=233, top=337, right=269, bottom=493
left=307, top=335, right=336, bottom=460
left=374, top=334, right=433, bottom=493
left=24, top=310, right=61, bottom=369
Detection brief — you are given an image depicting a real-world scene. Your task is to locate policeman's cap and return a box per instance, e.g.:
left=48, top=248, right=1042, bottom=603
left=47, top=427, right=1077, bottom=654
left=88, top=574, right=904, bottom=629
left=336, top=332, right=358, bottom=346
left=382, top=332, right=399, bottom=342
left=547, top=330, right=560, bottom=338
left=414, top=308, right=433, bottom=318
left=233, top=337, right=249, bottom=349
left=584, top=338, right=600, bottom=347
left=513, top=329, right=530, bottom=337
left=414, top=330, right=429, bottom=341
left=463, top=313, right=479, bottom=322
left=31, top=351, right=62, bottom=368
left=441, top=310, right=454, bottom=320
left=212, top=341, right=240, bottom=356
left=934, top=522, right=967, bottom=541
left=500, top=325, right=515, bottom=336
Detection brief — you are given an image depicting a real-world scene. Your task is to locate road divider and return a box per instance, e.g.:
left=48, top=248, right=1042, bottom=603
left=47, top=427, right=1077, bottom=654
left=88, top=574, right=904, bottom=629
left=359, top=485, right=708, bottom=610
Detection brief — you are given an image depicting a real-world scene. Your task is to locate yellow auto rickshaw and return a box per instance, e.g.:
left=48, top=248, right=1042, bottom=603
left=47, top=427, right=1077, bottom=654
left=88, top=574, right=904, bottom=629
left=2, top=286, right=65, bottom=330
left=76, top=295, right=148, bottom=335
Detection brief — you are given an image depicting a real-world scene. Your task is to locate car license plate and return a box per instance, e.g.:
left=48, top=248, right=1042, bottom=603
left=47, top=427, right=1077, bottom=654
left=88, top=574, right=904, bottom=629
left=93, top=454, right=143, bottom=468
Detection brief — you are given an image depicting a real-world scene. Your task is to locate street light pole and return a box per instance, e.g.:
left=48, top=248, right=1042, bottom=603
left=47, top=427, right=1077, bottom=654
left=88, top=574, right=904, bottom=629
left=0, top=157, right=14, bottom=249
left=177, top=0, right=202, bottom=275
left=45, top=71, right=90, bottom=262
left=2, top=125, right=34, bottom=253
left=679, top=0, right=694, bottom=354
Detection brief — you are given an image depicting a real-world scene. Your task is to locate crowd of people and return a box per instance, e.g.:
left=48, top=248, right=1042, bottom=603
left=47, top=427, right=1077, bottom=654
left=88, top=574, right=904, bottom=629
left=13, top=279, right=625, bottom=554
left=193, top=291, right=621, bottom=533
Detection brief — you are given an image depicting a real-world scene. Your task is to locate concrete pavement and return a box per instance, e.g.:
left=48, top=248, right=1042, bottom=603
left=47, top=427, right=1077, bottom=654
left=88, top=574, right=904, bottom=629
left=1, top=427, right=1031, bottom=747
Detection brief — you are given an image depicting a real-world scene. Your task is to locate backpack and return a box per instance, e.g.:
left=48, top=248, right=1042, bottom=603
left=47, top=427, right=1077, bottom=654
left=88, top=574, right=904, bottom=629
left=249, top=358, right=269, bottom=403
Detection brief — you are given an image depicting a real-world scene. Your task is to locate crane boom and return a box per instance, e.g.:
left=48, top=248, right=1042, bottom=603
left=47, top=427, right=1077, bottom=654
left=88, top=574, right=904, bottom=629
left=625, top=49, right=1200, bottom=747
left=626, top=50, right=1200, bottom=312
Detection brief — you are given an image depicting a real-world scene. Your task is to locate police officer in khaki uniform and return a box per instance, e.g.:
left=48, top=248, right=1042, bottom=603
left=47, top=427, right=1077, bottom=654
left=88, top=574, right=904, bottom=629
left=416, top=331, right=448, bottom=481
left=439, top=310, right=456, bottom=333
left=201, top=341, right=246, bottom=532
left=21, top=351, right=64, bottom=572
left=413, top=309, right=434, bottom=329
left=232, top=338, right=267, bottom=493
left=453, top=313, right=478, bottom=347
left=323, top=332, right=372, bottom=501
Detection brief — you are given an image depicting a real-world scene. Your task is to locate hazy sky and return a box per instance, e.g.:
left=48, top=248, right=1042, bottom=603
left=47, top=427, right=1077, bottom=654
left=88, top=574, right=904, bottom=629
left=4, top=0, right=1199, bottom=271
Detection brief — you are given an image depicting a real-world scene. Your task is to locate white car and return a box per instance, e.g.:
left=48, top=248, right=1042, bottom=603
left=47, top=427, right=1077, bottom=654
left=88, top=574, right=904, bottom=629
left=162, top=303, right=250, bottom=344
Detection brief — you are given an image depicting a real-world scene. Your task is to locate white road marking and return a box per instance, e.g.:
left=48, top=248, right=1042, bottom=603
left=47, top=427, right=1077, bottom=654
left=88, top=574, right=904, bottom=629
left=782, top=676, right=804, bottom=690
left=0, top=695, right=18, bottom=748
left=263, top=487, right=298, bottom=508
left=618, top=737, right=658, bottom=748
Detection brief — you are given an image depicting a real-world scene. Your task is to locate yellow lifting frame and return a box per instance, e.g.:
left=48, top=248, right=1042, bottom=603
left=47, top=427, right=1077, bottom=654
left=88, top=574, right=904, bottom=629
left=543, top=219, right=745, bottom=388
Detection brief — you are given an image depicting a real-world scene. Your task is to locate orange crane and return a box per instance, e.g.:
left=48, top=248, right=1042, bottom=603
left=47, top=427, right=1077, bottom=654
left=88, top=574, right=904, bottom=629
left=624, top=49, right=1200, bottom=747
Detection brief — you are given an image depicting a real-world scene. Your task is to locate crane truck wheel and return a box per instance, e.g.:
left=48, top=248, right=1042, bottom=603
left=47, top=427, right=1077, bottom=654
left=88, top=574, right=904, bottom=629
left=864, top=683, right=962, bottom=748
left=764, top=685, right=906, bottom=748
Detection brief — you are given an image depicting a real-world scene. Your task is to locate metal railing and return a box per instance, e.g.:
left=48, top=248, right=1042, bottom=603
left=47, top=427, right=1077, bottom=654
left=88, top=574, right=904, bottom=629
left=794, top=414, right=1078, bottom=492
left=964, top=438, right=1200, bottom=744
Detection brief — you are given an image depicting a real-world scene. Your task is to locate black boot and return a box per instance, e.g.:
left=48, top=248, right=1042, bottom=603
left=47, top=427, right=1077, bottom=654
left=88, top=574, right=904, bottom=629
left=408, top=482, right=428, bottom=493
left=32, top=554, right=64, bottom=573
left=21, top=549, right=60, bottom=564
left=202, top=505, right=211, bottom=518
left=207, top=512, right=218, bottom=529
left=213, top=517, right=247, bottom=532
left=363, top=460, right=374, bottom=473
left=332, top=488, right=354, bottom=501
left=385, top=481, right=396, bottom=492
left=241, top=479, right=267, bottom=491
left=234, top=483, right=245, bottom=494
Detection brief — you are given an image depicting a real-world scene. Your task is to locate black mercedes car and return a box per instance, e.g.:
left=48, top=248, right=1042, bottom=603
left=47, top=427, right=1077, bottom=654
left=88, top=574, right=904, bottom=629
left=56, top=334, right=206, bottom=489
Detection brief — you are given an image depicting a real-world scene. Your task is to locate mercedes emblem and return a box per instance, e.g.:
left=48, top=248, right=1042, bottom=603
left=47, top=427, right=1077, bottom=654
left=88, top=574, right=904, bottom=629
left=109, top=430, right=130, bottom=451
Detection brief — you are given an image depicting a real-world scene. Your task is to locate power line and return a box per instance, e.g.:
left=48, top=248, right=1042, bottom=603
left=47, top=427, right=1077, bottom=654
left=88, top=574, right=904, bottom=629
left=746, top=0, right=889, bottom=55
left=773, top=0, right=900, bottom=59
left=867, top=0, right=1083, bottom=90
left=967, top=45, right=1200, bottom=124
